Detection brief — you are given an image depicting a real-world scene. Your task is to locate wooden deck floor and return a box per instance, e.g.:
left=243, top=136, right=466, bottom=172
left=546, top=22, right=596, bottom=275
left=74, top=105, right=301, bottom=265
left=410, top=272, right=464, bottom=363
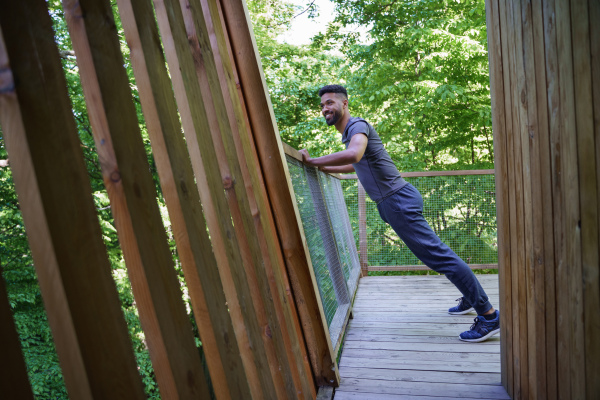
left=334, top=274, right=509, bottom=400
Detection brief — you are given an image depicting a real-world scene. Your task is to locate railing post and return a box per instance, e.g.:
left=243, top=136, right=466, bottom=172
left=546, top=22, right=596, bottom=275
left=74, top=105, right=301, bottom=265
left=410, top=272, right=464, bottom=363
left=358, top=181, right=368, bottom=276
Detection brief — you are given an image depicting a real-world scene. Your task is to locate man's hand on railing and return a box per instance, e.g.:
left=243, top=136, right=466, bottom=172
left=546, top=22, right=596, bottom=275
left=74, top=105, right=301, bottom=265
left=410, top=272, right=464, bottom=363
left=298, top=149, right=316, bottom=167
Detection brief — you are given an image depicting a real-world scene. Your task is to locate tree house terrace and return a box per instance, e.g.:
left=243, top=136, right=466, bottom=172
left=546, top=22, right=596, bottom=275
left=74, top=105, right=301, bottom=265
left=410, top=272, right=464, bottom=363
left=1, top=0, right=598, bottom=399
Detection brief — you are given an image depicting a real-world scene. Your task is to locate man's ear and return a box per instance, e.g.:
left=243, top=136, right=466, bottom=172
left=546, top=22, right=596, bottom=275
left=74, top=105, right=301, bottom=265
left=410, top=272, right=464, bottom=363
left=343, top=98, right=349, bottom=109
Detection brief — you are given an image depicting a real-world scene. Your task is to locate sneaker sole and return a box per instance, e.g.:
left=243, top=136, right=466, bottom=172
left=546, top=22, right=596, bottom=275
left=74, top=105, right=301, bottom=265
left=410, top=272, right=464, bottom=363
left=448, top=307, right=474, bottom=315
left=458, top=328, right=500, bottom=342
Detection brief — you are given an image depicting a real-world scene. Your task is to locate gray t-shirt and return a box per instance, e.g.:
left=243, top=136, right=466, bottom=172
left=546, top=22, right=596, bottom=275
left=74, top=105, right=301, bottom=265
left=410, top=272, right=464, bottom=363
left=342, top=117, right=407, bottom=203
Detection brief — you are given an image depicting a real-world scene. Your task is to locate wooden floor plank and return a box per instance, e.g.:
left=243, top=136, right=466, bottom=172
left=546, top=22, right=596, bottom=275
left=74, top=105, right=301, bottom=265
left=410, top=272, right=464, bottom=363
left=339, top=367, right=501, bottom=385
left=336, top=275, right=507, bottom=399
left=337, top=378, right=511, bottom=399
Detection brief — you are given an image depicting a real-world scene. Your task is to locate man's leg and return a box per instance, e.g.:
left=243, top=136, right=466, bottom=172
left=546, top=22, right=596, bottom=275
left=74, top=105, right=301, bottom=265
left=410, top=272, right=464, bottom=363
left=377, top=184, right=494, bottom=315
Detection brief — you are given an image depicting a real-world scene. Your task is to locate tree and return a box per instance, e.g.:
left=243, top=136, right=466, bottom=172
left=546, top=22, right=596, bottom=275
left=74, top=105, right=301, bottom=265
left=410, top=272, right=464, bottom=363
left=314, top=0, right=492, bottom=171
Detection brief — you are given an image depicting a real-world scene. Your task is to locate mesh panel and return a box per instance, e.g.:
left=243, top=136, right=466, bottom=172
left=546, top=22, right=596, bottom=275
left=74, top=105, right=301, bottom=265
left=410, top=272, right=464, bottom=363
left=286, top=158, right=338, bottom=327
left=286, top=156, right=361, bottom=345
left=342, top=174, right=498, bottom=268
left=320, top=174, right=361, bottom=295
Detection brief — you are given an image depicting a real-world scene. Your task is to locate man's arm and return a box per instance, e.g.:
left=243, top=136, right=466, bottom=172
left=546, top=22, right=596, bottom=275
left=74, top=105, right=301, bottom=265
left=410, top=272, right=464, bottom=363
left=298, top=133, right=367, bottom=169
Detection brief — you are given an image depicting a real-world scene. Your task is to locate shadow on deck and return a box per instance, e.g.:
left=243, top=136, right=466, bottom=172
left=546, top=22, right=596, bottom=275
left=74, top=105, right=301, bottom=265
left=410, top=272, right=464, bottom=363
left=335, top=274, right=509, bottom=400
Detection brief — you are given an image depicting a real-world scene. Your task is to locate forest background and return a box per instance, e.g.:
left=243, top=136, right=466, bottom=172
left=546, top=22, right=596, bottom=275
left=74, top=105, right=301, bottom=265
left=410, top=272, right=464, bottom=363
left=0, top=0, right=492, bottom=397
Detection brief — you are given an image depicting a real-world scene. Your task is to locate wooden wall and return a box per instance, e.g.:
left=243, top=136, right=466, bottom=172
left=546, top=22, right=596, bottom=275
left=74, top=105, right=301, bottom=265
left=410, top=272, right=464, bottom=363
left=486, top=0, right=599, bottom=399
left=0, top=0, right=337, bottom=398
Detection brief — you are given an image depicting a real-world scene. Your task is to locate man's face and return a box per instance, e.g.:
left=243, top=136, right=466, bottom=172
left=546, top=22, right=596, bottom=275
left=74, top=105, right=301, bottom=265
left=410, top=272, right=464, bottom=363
left=320, top=92, right=346, bottom=126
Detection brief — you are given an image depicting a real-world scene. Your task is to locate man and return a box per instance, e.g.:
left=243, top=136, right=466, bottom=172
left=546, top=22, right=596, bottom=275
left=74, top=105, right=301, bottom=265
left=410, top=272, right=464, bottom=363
left=299, top=84, right=499, bottom=342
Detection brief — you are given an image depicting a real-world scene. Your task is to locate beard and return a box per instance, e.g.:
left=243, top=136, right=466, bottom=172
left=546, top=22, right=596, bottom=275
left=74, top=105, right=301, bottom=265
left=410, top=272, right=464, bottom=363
left=325, top=108, right=342, bottom=126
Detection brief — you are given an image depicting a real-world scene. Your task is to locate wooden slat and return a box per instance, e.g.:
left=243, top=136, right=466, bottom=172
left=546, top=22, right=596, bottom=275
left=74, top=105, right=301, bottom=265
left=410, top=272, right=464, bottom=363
left=217, top=0, right=338, bottom=386
left=114, top=1, right=252, bottom=398
left=530, top=1, right=559, bottom=398
left=210, top=0, right=316, bottom=395
left=176, top=0, right=300, bottom=397
left=0, top=269, right=33, bottom=399
left=201, top=0, right=316, bottom=397
left=587, top=1, right=600, bottom=397
left=339, top=368, right=501, bottom=385
left=541, top=1, right=563, bottom=399
left=337, top=378, right=510, bottom=399
left=485, top=2, right=511, bottom=393
left=151, top=0, right=279, bottom=397
left=0, top=3, right=145, bottom=398
left=61, top=0, right=210, bottom=397
left=521, top=1, right=547, bottom=397
left=548, top=0, right=572, bottom=397
left=556, top=0, right=584, bottom=398
left=571, top=1, right=600, bottom=399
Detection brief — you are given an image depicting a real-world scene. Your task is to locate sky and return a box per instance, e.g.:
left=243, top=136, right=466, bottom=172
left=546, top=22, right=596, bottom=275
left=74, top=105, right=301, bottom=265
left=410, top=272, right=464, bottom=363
left=277, top=0, right=337, bottom=45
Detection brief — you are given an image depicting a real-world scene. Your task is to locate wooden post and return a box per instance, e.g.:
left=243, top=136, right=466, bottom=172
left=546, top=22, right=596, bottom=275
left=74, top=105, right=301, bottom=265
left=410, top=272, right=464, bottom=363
left=485, top=0, right=511, bottom=393
left=114, top=0, right=252, bottom=398
left=0, top=3, right=145, bottom=398
left=61, top=0, right=210, bottom=397
left=358, top=181, right=368, bottom=276
left=152, top=0, right=283, bottom=397
left=200, top=0, right=316, bottom=396
left=217, top=0, right=339, bottom=386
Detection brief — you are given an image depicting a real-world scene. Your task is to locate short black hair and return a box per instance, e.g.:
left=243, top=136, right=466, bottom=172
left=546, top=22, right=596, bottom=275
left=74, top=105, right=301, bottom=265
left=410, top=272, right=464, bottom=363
left=318, top=84, right=348, bottom=99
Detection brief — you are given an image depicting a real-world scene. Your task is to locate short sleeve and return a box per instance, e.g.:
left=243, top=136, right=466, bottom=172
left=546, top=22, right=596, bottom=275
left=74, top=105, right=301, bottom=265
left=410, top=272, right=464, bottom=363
left=345, top=121, right=370, bottom=143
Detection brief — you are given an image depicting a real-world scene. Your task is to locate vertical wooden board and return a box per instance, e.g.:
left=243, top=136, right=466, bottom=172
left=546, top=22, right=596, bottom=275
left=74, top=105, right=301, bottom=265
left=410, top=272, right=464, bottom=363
left=508, top=1, right=529, bottom=397
left=114, top=0, right=253, bottom=398
left=571, top=1, right=600, bottom=398
left=199, top=0, right=316, bottom=396
left=555, top=0, right=582, bottom=398
left=151, top=0, right=279, bottom=397
left=521, top=1, right=547, bottom=397
left=485, top=0, right=511, bottom=394
left=176, top=1, right=300, bottom=397
left=61, top=0, right=210, bottom=398
left=531, top=1, right=558, bottom=398
left=217, top=0, right=338, bottom=387
left=541, top=0, right=568, bottom=397
left=0, top=4, right=145, bottom=398
left=588, top=3, right=600, bottom=398
left=505, top=2, right=521, bottom=397
left=0, top=272, right=34, bottom=399
left=498, top=2, right=517, bottom=395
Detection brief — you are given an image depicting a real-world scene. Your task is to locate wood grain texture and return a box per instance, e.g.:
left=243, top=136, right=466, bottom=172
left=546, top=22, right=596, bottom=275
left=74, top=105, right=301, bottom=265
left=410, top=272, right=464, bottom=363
left=218, top=0, right=338, bottom=386
left=115, top=0, right=251, bottom=398
left=0, top=3, right=145, bottom=397
left=336, top=275, right=507, bottom=399
left=152, top=0, right=278, bottom=397
left=62, top=0, right=210, bottom=397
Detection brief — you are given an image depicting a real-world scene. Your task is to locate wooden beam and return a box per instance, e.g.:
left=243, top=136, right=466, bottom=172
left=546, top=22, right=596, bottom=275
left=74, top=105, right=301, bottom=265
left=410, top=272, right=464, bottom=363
left=114, top=0, right=252, bottom=398
left=218, top=0, right=339, bottom=386
left=61, top=0, right=210, bottom=397
left=485, top=0, right=511, bottom=394
left=0, top=3, right=145, bottom=397
left=205, top=0, right=316, bottom=396
left=152, top=0, right=282, bottom=397
left=571, top=1, right=599, bottom=398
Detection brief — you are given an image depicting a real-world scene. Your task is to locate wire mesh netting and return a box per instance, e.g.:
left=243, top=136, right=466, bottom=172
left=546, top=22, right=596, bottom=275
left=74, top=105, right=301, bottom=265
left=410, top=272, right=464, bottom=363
left=341, top=174, right=498, bottom=269
left=286, top=156, right=361, bottom=344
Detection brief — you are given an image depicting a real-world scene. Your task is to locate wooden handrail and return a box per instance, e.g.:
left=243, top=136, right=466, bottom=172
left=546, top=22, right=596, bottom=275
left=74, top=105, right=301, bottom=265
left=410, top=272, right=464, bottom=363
left=282, top=143, right=495, bottom=179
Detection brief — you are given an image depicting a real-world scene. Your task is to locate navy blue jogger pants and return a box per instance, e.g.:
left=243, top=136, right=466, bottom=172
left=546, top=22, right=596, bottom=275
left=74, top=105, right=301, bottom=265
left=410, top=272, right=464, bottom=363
left=376, top=183, right=493, bottom=315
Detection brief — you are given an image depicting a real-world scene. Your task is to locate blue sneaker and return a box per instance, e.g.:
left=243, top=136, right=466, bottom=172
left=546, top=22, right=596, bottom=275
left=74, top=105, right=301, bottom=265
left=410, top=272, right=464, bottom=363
left=459, top=311, right=500, bottom=342
left=448, top=297, right=473, bottom=315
